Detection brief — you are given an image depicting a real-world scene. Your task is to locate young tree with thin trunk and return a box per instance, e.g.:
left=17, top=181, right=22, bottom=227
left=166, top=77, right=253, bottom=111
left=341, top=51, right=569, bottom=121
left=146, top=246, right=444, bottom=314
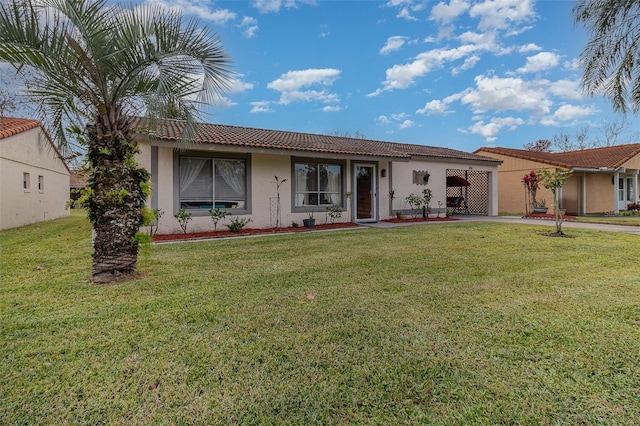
left=537, top=168, right=573, bottom=235
left=0, top=0, right=232, bottom=283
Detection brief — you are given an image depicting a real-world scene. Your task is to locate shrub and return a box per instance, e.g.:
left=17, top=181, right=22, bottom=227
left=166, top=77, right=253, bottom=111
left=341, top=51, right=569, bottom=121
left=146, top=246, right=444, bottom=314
left=174, top=209, right=192, bottom=234
left=226, top=217, right=251, bottom=232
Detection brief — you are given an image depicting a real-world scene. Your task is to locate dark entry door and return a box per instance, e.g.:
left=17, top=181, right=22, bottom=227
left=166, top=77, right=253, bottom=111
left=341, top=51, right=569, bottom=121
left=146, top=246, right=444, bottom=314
left=355, top=164, right=376, bottom=221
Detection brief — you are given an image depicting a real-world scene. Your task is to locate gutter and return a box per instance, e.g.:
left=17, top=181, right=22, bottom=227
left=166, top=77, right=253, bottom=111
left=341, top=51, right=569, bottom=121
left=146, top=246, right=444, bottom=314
left=571, top=167, right=616, bottom=173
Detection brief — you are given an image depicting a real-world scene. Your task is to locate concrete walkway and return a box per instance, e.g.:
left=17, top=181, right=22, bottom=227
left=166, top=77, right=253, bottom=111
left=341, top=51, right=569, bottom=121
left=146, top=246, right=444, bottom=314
left=365, top=215, right=640, bottom=235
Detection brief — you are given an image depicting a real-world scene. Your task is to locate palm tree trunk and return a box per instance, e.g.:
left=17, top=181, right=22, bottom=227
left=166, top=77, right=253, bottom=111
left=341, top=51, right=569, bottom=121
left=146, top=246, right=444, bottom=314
left=87, top=110, right=149, bottom=283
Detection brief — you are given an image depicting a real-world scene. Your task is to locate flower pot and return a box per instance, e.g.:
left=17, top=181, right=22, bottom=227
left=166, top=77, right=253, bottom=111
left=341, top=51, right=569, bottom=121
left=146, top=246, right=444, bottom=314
left=396, top=213, right=409, bottom=220
left=302, top=218, right=315, bottom=227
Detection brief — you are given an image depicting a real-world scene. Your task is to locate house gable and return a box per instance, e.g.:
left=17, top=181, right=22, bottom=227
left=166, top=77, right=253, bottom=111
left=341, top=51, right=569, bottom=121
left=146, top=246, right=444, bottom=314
left=0, top=117, right=70, bottom=230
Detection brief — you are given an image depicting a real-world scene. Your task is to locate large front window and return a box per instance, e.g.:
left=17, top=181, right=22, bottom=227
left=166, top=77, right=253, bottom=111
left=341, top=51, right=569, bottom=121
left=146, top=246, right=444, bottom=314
left=294, top=161, right=343, bottom=207
left=179, top=157, right=246, bottom=210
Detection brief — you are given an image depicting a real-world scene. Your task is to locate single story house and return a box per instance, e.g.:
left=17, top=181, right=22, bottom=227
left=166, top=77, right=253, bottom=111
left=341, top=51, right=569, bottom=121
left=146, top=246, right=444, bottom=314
left=476, top=144, right=640, bottom=216
left=135, top=119, right=502, bottom=235
left=0, top=117, right=70, bottom=230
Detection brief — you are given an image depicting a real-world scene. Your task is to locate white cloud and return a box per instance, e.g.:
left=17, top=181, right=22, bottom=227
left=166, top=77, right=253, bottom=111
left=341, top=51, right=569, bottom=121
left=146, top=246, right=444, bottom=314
left=430, top=0, right=470, bottom=24
left=517, top=52, right=561, bottom=73
left=465, top=116, right=524, bottom=141
left=564, top=58, right=581, bottom=71
left=545, top=79, right=582, bottom=100
left=251, top=0, right=281, bottom=13
left=267, top=68, right=341, bottom=105
left=384, top=0, right=424, bottom=20
left=250, top=101, right=273, bottom=113
left=380, top=36, right=408, bottom=55
left=376, top=112, right=415, bottom=130
left=252, top=0, right=315, bottom=13
left=452, top=55, right=480, bottom=74
left=519, top=43, right=542, bottom=53
left=211, top=95, right=237, bottom=108
left=322, top=105, right=342, bottom=112
left=399, top=119, right=415, bottom=129
left=369, top=46, right=477, bottom=94
left=469, top=0, right=536, bottom=32
left=385, top=0, right=414, bottom=6
left=390, top=112, right=409, bottom=121
left=459, top=75, right=553, bottom=116
left=226, top=75, right=255, bottom=94
left=416, top=99, right=453, bottom=115
left=284, top=0, right=317, bottom=8
left=145, top=0, right=236, bottom=25
left=268, top=68, right=340, bottom=91
left=239, top=16, right=259, bottom=38
left=551, top=104, right=598, bottom=122
left=397, top=7, right=419, bottom=20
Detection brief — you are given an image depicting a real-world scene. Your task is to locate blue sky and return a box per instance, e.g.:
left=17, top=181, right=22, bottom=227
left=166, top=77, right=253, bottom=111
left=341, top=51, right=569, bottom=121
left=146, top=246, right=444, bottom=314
left=7, top=0, right=635, bottom=152
left=178, top=0, right=626, bottom=152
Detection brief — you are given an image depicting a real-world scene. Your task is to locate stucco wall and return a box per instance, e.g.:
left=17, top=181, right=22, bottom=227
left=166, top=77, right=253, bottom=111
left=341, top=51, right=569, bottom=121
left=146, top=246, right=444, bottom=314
left=390, top=159, right=499, bottom=216
left=146, top=148, right=357, bottom=234
left=0, top=128, right=70, bottom=230
left=585, top=173, right=616, bottom=214
left=140, top=140, right=498, bottom=234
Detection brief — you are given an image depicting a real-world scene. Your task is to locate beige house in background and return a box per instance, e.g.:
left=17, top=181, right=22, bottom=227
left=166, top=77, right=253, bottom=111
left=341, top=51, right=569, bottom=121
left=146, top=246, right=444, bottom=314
left=0, top=117, right=70, bottom=230
left=135, top=119, right=501, bottom=235
left=476, top=144, right=640, bottom=216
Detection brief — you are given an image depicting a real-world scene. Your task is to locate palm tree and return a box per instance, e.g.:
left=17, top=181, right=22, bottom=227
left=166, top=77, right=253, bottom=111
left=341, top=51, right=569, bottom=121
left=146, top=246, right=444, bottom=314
left=0, top=0, right=232, bottom=283
left=574, top=0, right=640, bottom=113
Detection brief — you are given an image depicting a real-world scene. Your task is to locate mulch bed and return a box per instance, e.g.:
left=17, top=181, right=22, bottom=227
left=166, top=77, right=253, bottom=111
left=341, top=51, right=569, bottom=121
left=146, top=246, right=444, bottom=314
left=381, top=217, right=458, bottom=223
left=524, top=213, right=575, bottom=220
left=153, top=222, right=361, bottom=242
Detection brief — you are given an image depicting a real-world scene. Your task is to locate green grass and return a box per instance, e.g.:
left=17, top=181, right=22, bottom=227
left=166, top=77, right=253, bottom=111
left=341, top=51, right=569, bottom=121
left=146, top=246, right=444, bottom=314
left=2, top=211, right=640, bottom=424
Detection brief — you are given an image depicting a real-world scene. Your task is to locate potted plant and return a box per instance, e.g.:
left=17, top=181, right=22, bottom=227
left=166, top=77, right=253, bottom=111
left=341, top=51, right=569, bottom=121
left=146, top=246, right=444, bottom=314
left=303, top=210, right=315, bottom=227
left=533, top=198, right=548, bottom=214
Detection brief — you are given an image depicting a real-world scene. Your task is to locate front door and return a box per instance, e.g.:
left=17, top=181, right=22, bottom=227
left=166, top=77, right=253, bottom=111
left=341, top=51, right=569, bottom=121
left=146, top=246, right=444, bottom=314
left=354, top=164, right=377, bottom=222
left=618, top=176, right=634, bottom=210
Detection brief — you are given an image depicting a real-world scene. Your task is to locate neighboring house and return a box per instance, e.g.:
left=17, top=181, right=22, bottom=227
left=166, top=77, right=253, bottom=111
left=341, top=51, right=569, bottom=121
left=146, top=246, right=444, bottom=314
left=476, top=144, right=640, bottom=216
left=69, top=170, right=88, bottom=205
left=0, top=117, right=70, bottom=230
left=135, top=119, right=501, bottom=235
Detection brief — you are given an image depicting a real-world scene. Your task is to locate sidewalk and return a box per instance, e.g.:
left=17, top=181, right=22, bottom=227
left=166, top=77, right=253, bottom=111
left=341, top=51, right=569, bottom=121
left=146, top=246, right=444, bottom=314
left=364, top=215, right=640, bottom=235
left=455, top=215, right=640, bottom=235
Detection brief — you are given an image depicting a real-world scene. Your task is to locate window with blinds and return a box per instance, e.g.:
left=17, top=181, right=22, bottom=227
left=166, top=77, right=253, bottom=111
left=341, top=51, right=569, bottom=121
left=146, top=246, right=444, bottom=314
left=179, top=157, right=246, bottom=210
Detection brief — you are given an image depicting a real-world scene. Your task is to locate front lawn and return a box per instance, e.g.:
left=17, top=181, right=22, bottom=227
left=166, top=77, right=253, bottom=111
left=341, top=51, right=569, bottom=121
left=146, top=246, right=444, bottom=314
left=2, top=212, right=639, bottom=424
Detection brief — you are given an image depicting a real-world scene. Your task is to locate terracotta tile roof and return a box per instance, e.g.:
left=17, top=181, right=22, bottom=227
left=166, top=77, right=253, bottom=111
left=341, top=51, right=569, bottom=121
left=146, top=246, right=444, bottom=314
left=135, top=118, right=500, bottom=163
left=0, top=117, right=40, bottom=139
left=477, top=144, right=640, bottom=170
left=70, top=171, right=88, bottom=187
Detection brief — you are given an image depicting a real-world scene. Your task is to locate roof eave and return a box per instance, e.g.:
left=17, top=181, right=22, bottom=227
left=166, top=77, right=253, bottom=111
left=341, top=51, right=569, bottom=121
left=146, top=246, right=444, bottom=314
left=146, top=138, right=412, bottom=162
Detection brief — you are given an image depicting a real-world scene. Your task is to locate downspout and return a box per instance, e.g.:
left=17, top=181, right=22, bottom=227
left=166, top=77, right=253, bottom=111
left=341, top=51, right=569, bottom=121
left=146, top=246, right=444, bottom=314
left=633, top=170, right=639, bottom=204
left=614, top=171, right=620, bottom=214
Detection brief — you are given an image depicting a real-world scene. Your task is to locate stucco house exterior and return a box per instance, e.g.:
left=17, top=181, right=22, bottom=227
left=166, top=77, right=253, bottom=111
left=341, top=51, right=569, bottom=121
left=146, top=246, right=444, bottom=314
left=0, top=117, right=70, bottom=230
left=135, top=119, right=501, bottom=235
left=476, top=144, right=640, bottom=216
